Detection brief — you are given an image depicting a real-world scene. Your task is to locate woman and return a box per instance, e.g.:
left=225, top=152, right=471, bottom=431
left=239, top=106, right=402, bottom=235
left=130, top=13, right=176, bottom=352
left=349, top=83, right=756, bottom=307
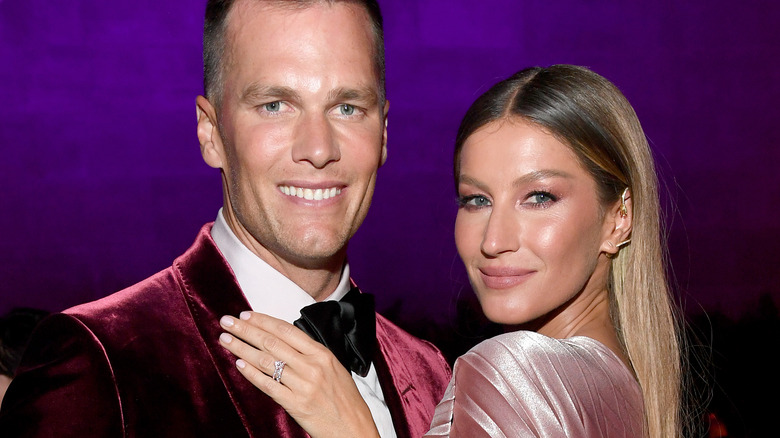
left=219, top=65, right=683, bottom=437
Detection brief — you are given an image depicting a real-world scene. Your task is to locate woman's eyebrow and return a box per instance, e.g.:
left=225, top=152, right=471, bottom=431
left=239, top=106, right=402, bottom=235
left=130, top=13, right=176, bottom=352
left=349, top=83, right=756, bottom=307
left=458, top=169, right=573, bottom=191
left=511, top=169, right=573, bottom=188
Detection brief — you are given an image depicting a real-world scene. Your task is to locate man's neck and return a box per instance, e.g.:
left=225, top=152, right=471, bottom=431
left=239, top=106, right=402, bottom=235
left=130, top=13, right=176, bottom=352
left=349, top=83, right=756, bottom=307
left=275, top=263, right=343, bottom=302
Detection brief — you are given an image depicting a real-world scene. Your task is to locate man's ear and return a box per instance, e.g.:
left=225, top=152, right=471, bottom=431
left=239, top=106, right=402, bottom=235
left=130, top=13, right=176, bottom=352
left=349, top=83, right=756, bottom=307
left=600, top=189, right=633, bottom=256
left=196, top=95, right=225, bottom=169
left=379, top=100, right=389, bottom=166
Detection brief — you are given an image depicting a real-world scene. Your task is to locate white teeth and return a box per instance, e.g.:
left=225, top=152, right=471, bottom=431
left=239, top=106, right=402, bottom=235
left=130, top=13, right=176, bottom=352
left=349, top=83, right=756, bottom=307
left=279, top=185, right=341, bottom=200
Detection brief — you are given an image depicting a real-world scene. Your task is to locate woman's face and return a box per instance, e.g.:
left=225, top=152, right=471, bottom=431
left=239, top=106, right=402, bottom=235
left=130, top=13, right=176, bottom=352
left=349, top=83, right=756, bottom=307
left=455, top=118, right=616, bottom=331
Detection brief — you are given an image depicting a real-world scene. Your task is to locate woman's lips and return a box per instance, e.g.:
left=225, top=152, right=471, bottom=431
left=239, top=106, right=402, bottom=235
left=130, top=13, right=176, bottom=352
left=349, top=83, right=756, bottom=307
left=478, top=266, right=535, bottom=289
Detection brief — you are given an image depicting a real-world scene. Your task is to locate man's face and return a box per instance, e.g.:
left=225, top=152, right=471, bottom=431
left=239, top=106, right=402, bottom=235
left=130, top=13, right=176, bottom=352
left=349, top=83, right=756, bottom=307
left=198, top=1, right=387, bottom=273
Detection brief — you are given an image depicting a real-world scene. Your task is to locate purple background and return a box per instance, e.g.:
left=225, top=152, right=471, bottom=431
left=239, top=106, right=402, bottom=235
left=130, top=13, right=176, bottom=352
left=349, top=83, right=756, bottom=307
left=2, top=0, right=779, bottom=323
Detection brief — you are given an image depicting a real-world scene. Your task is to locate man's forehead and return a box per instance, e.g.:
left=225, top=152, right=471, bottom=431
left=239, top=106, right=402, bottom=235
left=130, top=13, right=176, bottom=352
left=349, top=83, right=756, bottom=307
left=222, top=1, right=374, bottom=64
left=225, top=0, right=370, bottom=39
left=220, top=0, right=379, bottom=96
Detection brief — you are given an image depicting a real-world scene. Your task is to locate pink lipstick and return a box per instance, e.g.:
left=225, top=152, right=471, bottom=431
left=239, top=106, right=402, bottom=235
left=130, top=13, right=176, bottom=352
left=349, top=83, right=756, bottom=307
left=478, top=266, right=535, bottom=290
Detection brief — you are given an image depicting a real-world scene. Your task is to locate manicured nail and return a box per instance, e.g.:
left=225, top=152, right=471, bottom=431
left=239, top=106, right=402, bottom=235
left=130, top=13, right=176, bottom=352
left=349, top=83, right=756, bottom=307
left=220, top=315, right=234, bottom=327
left=240, top=311, right=251, bottom=320
left=219, top=333, right=233, bottom=344
left=236, top=359, right=246, bottom=369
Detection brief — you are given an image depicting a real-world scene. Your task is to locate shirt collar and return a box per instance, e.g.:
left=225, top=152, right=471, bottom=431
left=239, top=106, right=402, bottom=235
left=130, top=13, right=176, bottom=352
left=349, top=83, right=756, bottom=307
left=211, top=208, right=351, bottom=324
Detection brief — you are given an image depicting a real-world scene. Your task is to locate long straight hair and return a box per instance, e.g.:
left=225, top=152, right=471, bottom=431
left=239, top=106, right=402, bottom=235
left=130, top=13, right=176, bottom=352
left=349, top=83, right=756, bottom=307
left=454, top=65, right=682, bottom=437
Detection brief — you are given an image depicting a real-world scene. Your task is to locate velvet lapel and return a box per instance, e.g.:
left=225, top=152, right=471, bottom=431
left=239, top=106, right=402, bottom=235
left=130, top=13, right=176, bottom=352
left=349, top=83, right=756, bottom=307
left=374, top=315, right=415, bottom=438
left=174, top=224, right=307, bottom=437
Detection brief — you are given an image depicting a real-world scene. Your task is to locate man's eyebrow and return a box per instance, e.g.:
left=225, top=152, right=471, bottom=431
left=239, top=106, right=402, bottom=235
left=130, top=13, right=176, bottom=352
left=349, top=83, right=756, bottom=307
left=327, top=86, right=379, bottom=106
left=240, top=83, right=301, bottom=104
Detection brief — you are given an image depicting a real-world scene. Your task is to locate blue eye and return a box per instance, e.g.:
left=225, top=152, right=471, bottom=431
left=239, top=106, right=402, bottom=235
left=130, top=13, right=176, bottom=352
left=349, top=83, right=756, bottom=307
left=458, top=195, right=491, bottom=209
left=526, top=191, right=557, bottom=205
left=339, top=104, right=355, bottom=116
left=263, top=102, right=282, bottom=112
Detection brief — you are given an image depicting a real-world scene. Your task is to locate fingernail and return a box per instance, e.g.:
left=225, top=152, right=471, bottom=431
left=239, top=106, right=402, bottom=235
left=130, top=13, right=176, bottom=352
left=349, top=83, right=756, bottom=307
left=236, top=359, right=246, bottom=369
left=220, top=315, right=234, bottom=327
left=219, top=333, right=233, bottom=344
left=239, top=311, right=251, bottom=320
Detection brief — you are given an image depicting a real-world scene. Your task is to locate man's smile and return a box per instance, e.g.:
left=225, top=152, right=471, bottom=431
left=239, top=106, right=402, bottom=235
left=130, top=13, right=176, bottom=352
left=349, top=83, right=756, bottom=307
left=279, top=185, right=343, bottom=200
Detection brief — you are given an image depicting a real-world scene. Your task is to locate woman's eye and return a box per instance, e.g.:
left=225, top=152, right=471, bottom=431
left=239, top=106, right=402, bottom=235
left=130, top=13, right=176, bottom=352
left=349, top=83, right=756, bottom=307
left=458, top=195, right=491, bottom=209
left=338, top=104, right=355, bottom=116
left=526, top=191, right=556, bottom=205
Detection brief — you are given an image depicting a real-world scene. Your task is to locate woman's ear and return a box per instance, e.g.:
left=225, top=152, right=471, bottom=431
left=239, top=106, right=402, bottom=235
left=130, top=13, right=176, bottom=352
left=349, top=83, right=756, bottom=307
left=600, top=188, right=633, bottom=256
left=196, top=95, right=225, bottom=169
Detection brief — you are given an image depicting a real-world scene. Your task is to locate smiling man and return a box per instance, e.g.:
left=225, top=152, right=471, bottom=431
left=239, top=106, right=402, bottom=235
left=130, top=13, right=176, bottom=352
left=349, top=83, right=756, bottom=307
left=0, top=1, right=450, bottom=436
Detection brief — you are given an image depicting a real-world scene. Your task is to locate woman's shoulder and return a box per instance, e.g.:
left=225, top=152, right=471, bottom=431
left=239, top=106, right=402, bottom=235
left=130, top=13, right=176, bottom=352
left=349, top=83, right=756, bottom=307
left=458, top=330, right=637, bottom=391
left=462, top=330, right=594, bottom=362
left=449, top=331, right=644, bottom=435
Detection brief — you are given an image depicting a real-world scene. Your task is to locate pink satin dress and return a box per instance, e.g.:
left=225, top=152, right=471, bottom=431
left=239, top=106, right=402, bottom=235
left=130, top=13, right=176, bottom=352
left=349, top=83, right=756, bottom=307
left=425, top=331, right=645, bottom=437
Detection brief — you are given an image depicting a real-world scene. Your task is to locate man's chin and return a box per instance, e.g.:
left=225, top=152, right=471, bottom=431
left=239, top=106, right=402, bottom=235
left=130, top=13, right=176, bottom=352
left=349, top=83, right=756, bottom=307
left=278, top=239, right=349, bottom=269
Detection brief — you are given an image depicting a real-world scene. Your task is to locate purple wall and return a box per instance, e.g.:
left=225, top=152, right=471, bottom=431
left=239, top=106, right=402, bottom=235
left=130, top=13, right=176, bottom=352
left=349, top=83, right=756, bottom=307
left=2, top=0, right=779, bottom=322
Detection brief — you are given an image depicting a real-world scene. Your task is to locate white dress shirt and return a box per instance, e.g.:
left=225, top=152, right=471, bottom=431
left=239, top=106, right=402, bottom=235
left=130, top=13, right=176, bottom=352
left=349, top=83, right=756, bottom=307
left=211, top=209, right=396, bottom=437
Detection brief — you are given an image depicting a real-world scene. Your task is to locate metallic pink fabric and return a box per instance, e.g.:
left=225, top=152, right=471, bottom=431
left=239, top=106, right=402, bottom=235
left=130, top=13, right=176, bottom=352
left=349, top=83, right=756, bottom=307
left=425, top=331, right=645, bottom=437
left=0, top=224, right=451, bottom=437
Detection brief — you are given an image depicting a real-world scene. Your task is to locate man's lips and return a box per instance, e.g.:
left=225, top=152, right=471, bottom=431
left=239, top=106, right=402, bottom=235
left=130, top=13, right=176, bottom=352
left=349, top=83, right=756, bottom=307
left=478, top=266, right=535, bottom=289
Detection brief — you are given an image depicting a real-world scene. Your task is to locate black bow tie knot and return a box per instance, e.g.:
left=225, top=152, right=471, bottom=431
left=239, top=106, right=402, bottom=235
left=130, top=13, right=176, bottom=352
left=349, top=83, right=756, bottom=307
left=293, top=287, right=376, bottom=377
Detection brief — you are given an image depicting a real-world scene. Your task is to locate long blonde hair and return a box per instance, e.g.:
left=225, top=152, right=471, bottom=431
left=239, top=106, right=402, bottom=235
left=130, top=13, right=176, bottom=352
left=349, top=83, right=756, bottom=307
left=454, top=65, right=682, bottom=437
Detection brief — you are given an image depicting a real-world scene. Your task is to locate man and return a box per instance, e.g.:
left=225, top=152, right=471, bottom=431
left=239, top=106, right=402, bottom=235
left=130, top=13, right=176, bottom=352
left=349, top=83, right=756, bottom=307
left=0, top=1, right=451, bottom=436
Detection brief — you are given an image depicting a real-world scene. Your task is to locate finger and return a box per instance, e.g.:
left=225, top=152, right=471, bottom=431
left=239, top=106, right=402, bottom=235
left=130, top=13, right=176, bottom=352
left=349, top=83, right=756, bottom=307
left=237, top=311, right=331, bottom=356
left=220, top=331, right=311, bottom=390
left=219, top=331, right=276, bottom=375
left=233, top=355, right=297, bottom=408
left=229, top=313, right=353, bottom=385
left=221, top=313, right=329, bottom=360
left=220, top=314, right=304, bottom=362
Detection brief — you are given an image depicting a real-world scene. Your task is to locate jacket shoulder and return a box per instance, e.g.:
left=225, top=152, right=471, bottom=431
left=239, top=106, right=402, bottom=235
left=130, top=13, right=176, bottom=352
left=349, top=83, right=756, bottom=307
left=0, top=313, right=124, bottom=436
left=64, top=267, right=180, bottom=325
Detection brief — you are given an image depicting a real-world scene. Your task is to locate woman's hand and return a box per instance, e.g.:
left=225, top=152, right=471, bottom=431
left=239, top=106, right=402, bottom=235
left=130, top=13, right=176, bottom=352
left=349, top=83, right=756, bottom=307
left=219, top=312, right=380, bottom=438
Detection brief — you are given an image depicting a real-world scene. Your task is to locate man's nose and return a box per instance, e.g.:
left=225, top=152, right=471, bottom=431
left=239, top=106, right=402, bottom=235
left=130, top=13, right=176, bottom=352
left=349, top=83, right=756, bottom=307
left=291, top=112, right=341, bottom=168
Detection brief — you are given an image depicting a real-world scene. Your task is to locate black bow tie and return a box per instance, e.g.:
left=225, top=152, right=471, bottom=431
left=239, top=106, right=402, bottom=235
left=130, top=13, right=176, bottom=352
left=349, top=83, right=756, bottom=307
left=293, top=287, right=376, bottom=377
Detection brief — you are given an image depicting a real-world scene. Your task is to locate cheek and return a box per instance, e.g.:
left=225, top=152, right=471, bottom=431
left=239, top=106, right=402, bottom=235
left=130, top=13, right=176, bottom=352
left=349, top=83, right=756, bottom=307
left=351, top=150, right=382, bottom=178
left=229, top=131, right=286, bottom=173
left=345, top=137, right=385, bottom=174
left=521, top=214, right=568, bottom=256
left=454, top=212, right=483, bottom=260
left=535, top=215, right=603, bottom=276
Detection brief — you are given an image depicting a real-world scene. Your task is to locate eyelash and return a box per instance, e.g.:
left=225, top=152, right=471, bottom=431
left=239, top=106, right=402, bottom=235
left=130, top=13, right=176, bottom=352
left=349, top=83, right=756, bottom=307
left=457, top=194, right=491, bottom=210
left=258, top=101, right=288, bottom=116
left=333, top=103, right=366, bottom=119
left=257, top=102, right=364, bottom=118
left=456, top=191, right=558, bottom=210
left=524, top=191, right=558, bottom=207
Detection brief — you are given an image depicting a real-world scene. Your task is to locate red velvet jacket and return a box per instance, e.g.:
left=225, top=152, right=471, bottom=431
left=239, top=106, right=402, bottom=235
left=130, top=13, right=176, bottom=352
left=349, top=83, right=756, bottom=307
left=0, top=224, right=451, bottom=437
